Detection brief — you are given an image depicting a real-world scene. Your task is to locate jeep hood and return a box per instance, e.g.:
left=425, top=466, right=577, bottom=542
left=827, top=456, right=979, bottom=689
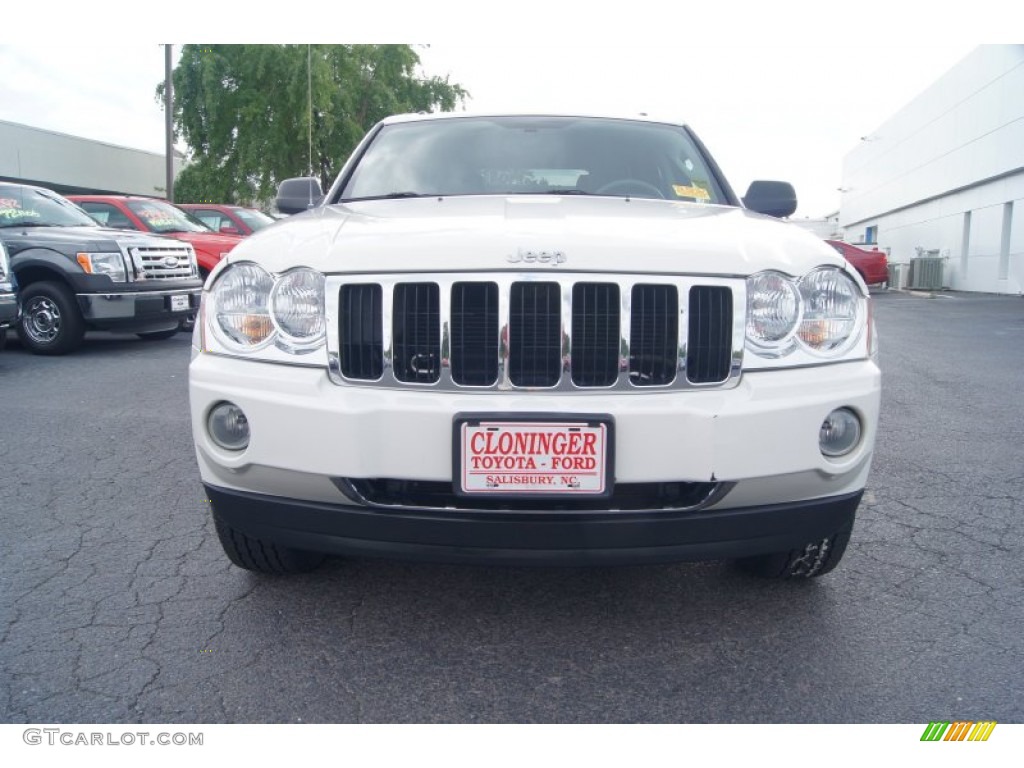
left=226, top=196, right=846, bottom=277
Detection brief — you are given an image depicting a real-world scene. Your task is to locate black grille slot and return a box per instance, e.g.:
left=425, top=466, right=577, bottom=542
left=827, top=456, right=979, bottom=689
left=342, top=478, right=722, bottom=512
left=629, top=284, right=678, bottom=386
left=451, top=282, right=498, bottom=386
left=571, top=283, right=620, bottom=387
left=509, top=282, right=562, bottom=387
left=393, top=283, right=440, bottom=383
left=339, top=284, right=383, bottom=380
left=686, top=286, right=733, bottom=384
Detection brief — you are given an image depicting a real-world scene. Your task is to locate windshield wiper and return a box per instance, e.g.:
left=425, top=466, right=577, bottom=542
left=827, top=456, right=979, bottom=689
left=345, top=191, right=426, bottom=202
left=514, top=189, right=591, bottom=195
left=0, top=221, right=54, bottom=228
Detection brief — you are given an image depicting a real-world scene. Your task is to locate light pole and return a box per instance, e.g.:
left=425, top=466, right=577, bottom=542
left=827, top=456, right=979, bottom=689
left=164, top=44, right=174, bottom=202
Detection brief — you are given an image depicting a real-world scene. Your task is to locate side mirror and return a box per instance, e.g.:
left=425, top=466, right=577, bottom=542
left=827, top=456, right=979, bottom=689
left=219, top=224, right=242, bottom=235
left=742, top=181, right=797, bottom=218
left=276, top=177, right=324, bottom=215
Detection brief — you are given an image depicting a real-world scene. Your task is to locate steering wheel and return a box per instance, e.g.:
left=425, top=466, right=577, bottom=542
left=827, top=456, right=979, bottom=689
left=595, top=179, right=666, bottom=199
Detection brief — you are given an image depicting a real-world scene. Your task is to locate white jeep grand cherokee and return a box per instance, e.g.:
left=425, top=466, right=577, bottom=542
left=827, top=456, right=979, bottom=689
left=189, top=113, right=880, bottom=578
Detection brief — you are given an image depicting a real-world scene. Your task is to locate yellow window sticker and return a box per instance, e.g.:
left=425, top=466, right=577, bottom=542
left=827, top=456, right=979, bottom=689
left=672, top=184, right=710, bottom=201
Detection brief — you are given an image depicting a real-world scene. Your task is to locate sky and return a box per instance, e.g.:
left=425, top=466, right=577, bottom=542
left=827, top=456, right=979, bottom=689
left=0, top=4, right=1004, bottom=217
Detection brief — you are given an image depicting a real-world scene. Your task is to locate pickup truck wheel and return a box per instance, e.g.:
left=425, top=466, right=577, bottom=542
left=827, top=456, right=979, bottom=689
left=18, top=281, right=86, bottom=355
left=137, top=329, right=179, bottom=341
left=213, top=514, right=324, bottom=574
left=736, top=522, right=853, bottom=579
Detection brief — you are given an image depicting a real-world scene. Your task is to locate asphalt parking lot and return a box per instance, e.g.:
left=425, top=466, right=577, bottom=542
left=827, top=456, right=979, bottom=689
left=1, top=289, right=1022, bottom=724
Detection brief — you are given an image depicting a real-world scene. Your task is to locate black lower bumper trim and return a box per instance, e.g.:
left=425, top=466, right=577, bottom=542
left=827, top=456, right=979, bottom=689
left=205, top=484, right=863, bottom=567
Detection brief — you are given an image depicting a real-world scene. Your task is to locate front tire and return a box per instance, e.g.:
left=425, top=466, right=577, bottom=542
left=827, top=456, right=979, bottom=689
left=213, top=514, right=325, bottom=574
left=736, top=519, right=854, bottom=579
left=18, top=281, right=86, bottom=355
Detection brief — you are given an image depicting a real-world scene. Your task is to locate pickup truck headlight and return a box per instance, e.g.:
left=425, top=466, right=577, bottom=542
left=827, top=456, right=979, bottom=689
left=207, top=262, right=326, bottom=359
left=746, top=266, right=865, bottom=364
left=76, top=252, right=127, bottom=283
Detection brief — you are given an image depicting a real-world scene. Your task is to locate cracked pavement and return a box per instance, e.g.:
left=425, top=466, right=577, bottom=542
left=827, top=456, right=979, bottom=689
left=1, top=290, right=1022, bottom=723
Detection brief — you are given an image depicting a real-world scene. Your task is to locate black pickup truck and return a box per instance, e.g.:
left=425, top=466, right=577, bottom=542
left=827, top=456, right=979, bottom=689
left=0, top=183, right=203, bottom=355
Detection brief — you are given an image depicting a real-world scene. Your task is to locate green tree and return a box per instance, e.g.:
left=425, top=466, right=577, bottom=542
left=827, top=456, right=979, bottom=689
left=161, top=44, right=468, bottom=205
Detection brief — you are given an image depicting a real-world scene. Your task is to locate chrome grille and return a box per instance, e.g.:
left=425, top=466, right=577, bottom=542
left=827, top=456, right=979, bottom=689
left=326, top=274, right=744, bottom=391
left=129, top=245, right=197, bottom=280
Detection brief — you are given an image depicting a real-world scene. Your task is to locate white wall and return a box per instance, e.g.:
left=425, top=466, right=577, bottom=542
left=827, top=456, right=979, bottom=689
left=838, top=45, right=1024, bottom=293
left=852, top=176, right=1024, bottom=293
left=0, top=120, right=182, bottom=198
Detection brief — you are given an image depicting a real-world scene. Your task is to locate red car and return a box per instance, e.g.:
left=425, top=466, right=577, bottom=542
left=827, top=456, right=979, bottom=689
left=825, top=240, right=889, bottom=287
left=69, top=195, right=242, bottom=277
left=178, top=203, right=275, bottom=237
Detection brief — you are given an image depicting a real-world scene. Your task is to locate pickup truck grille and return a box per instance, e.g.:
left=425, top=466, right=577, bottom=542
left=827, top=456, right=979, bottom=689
left=129, top=245, right=197, bottom=281
left=328, top=274, right=743, bottom=392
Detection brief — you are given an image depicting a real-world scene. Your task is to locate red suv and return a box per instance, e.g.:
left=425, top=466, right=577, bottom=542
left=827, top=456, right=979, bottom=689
left=178, top=204, right=275, bottom=237
left=69, top=195, right=242, bottom=277
left=826, top=240, right=889, bottom=287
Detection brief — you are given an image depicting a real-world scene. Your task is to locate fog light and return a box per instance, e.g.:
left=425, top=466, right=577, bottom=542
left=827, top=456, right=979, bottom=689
left=208, top=402, right=250, bottom=451
left=819, top=408, right=861, bottom=457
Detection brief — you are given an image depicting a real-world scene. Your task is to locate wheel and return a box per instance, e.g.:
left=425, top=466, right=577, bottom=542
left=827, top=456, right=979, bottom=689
left=18, top=281, right=86, bottom=355
left=595, top=179, right=666, bottom=199
left=137, top=328, right=180, bottom=341
left=213, top=514, right=324, bottom=574
left=735, top=519, right=854, bottom=579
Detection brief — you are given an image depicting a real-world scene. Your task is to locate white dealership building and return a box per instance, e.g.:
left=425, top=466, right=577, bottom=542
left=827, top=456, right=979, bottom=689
left=0, top=119, right=181, bottom=198
left=839, top=45, right=1024, bottom=294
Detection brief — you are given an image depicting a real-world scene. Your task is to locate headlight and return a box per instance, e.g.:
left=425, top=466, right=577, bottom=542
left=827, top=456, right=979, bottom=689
left=76, top=252, right=126, bottom=282
left=746, top=271, right=800, bottom=355
left=270, top=267, right=326, bottom=349
left=206, top=262, right=327, bottom=359
left=746, top=266, right=865, bottom=361
left=797, top=268, right=860, bottom=353
left=210, top=262, right=275, bottom=350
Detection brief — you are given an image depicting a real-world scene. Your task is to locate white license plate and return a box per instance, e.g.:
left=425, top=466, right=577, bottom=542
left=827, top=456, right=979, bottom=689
left=170, top=294, right=189, bottom=311
left=457, top=418, right=611, bottom=495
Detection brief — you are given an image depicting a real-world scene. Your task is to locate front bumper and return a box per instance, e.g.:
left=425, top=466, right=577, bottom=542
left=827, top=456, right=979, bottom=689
left=191, top=352, right=880, bottom=563
left=207, top=483, right=863, bottom=566
left=0, top=288, right=17, bottom=328
left=78, top=288, right=202, bottom=331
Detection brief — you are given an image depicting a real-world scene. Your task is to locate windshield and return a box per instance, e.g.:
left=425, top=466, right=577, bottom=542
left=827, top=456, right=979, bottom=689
left=233, top=208, right=274, bottom=231
left=126, top=199, right=212, bottom=234
left=0, top=185, right=100, bottom=228
left=339, top=116, right=726, bottom=204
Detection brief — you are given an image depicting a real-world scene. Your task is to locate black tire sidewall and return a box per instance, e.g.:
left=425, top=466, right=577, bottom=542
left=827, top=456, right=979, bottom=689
left=17, top=281, right=86, bottom=355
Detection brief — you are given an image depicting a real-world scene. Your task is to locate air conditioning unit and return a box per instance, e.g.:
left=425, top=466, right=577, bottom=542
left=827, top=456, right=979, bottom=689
left=887, top=263, right=908, bottom=290
left=908, top=257, right=944, bottom=290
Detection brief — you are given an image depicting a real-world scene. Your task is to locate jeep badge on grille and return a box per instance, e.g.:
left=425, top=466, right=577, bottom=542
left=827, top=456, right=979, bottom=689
left=507, top=249, right=566, bottom=265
